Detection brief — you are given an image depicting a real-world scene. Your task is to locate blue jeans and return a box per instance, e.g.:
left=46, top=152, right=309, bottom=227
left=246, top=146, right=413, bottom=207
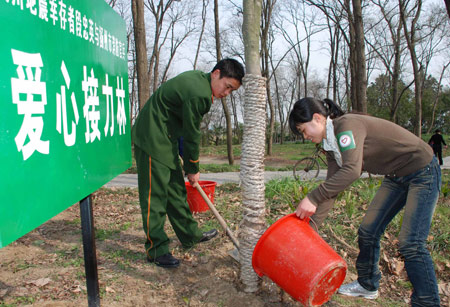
left=356, top=157, right=441, bottom=306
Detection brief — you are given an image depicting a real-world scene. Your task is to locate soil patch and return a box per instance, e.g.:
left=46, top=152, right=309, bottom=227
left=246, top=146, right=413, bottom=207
left=1, top=186, right=448, bottom=306
left=0, top=188, right=298, bottom=306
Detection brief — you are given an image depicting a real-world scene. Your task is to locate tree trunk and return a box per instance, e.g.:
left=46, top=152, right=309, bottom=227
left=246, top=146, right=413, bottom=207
left=194, top=0, right=209, bottom=70
left=352, top=0, right=367, bottom=113
left=147, top=0, right=174, bottom=93
left=345, top=0, right=357, bottom=110
left=261, top=0, right=275, bottom=155
left=240, top=0, right=267, bottom=293
left=131, top=0, right=150, bottom=110
left=399, top=0, right=422, bottom=136
left=445, top=0, right=450, bottom=19
left=427, top=62, right=449, bottom=133
left=390, top=21, right=403, bottom=122
left=214, top=0, right=234, bottom=165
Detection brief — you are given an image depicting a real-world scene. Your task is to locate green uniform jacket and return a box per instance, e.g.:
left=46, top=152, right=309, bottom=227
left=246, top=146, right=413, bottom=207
left=131, top=71, right=213, bottom=174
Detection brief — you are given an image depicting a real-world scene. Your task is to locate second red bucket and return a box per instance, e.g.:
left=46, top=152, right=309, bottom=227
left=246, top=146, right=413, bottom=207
left=252, top=213, right=347, bottom=306
left=185, top=181, right=217, bottom=213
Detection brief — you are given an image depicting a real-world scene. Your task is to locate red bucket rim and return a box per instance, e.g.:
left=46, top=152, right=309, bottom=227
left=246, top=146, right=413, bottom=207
left=185, top=180, right=217, bottom=188
left=252, top=213, right=304, bottom=275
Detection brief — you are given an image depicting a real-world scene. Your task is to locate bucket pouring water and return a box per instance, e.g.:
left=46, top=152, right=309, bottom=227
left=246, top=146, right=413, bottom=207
left=185, top=180, right=217, bottom=213
left=252, top=213, right=347, bottom=306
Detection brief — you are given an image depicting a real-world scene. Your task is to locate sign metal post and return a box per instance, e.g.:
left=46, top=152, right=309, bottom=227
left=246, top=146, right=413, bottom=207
left=80, top=195, right=100, bottom=307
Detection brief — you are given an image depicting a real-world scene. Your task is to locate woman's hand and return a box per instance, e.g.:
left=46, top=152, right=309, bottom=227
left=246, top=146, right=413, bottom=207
left=295, top=196, right=317, bottom=220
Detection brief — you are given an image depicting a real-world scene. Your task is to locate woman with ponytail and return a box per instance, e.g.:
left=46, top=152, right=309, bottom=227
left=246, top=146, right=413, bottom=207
left=288, top=97, right=441, bottom=306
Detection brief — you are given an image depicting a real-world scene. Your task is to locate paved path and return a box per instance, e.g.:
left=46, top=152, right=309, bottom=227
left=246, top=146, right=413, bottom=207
left=104, top=171, right=296, bottom=188
left=104, top=156, right=449, bottom=188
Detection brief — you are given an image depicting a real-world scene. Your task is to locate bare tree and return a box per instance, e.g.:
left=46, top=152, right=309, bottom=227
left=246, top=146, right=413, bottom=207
left=427, top=61, right=450, bottom=133
left=399, top=0, right=423, bottom=136
left=276, top=1, right=322, bottom=98
left=160, top=3, right=198, bottom=83
left=367, top=0, right=407, bottom=122
left=132, top=0, right=151, bottom=111
left=305, top=0, right=367, bottom=112
left=240, top=0, right=267, bottom=293
left=417, top=3, right=449, bottom=103
left=261, top=0, right=276, bottom=155
left=325, top=10, right=343, bottom=102
left=345, top=0, right=367, bottom=112
left=193, top=0, right=210, bottom=70
left=214, top=0, right=235, bottom=165
left=145, top=0, right=176, bottom=92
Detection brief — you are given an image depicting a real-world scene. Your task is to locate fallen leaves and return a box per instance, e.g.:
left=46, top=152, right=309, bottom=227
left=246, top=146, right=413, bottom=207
left=438, top=282, right=450, bottom=296
left=26, top=278, right=52, bottom=288
left=382, top=251, right=405, bottom=277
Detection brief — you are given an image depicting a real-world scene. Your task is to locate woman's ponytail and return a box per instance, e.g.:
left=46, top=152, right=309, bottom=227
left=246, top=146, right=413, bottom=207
left=289, top=97, right=345, bottom=136
left=323, top=98, right=345, bottom=119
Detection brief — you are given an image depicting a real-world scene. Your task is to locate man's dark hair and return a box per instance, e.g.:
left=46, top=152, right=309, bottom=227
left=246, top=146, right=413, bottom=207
left=212, top=58, right=245, bottom=84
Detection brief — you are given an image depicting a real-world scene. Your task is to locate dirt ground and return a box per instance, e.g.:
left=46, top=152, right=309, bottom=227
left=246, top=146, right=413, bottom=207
left=1, top=181, right=449, bottom=306
left=0, top=188, right=303, bottom=307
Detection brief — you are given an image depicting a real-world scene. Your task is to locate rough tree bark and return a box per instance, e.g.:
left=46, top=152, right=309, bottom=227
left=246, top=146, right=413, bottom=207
left=240, top=0, right=267, bottom=293
left=351, top=0, right=367, bottom=112
left=131, top=0, right=150, bottom=110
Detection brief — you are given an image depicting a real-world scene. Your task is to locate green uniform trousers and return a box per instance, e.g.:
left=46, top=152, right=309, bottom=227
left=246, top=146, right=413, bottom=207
left=134, top=146, right=203, bottom=260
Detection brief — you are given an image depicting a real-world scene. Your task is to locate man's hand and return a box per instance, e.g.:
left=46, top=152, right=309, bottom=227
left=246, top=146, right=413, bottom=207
left=295, top=196, right=317, bottom=220
left=187, top=172, right=200, bottom=186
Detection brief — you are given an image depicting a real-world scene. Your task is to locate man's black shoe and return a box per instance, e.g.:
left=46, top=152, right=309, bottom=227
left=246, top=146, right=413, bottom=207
left=147, top=253, right=180, bottom=268
left=199, top=229, right=218, bottom=243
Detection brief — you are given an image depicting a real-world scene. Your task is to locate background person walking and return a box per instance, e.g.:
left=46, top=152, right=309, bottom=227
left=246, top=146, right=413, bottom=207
left=429, top=129, right=447, bottom=165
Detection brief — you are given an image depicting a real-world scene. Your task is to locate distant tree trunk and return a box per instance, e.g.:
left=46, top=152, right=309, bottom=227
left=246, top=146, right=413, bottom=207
left=240, top=0, right=267, bottom=293
left=345, top=0, right=367, bottom=112
left=390, top=21, right=403, bottom=122
left=272, top=66, right=284, bottom=144
left=131, top=0, right=150, bottom=110
left=427, top=62, right=449, bottom=133
left=193, top=0, right=209, bottom=70
left=399, top=0, right=422, bottom=136
left=445, top=0, right=450, bottom=19
left=230, top=94, right=241, bottom=142
left=214, top=0, right=235, bottom=165
left=146, top=0, right=175, bottom=93
left=352, top=0, right=367, bottom=113
left=261, top=0, right=275, bottom=155
left=326, top=18, right=335, bottom=100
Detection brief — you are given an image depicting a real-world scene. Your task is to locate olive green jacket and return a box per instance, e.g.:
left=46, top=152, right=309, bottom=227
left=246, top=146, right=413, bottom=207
left=131, top=71, right=213, bottom=174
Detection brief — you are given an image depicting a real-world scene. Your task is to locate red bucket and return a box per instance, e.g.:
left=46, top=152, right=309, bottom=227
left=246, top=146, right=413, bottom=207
left=252, top=213, right=347, bottom=306
left=185, top=181, right=217, bottom=213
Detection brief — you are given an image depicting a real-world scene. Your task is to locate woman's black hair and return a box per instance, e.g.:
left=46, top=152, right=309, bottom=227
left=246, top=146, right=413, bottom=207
left=288, top=97, right=345, bottom=136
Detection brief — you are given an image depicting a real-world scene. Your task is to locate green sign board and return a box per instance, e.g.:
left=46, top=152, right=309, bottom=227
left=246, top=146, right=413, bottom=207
left=0, top=0, right=131, bottom=248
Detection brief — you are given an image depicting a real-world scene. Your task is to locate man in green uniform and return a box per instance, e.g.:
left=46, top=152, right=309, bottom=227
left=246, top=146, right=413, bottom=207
left=131, top=59, right=245, bottom=268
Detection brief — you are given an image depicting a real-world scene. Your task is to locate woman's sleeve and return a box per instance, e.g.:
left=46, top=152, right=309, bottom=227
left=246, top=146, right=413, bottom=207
left=310, top=151, right=339, bottom=228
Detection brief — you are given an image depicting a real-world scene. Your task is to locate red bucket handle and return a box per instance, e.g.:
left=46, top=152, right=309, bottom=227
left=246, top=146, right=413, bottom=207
left=293, top=214, right=319, bottom=231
